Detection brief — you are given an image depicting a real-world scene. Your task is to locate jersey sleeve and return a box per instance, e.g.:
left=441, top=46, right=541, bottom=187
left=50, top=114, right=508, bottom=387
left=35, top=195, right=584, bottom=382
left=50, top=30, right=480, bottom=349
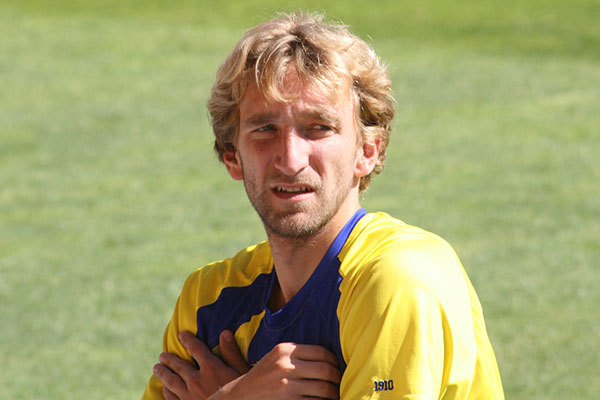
left=337, top=233, right=503, bottom=399
left=142, top=273, right=201, bottom=399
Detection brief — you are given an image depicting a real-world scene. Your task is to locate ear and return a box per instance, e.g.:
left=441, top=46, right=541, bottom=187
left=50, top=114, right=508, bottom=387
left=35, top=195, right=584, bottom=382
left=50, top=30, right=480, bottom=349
left=223, top=151, right=243, bottom=181
left=354, top=138, right=381, bottom=178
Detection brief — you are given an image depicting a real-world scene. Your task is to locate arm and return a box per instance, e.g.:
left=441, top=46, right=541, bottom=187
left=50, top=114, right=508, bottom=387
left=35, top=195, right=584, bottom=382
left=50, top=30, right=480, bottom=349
left=142, top=272, right=209, bottom=399
left=156, top=331, right=340, bottom=399
left=211, top=342, right=341, bottom=400
left=143, top=295, right=196, bottom=400
left=338, top=237, right=504, bottom=399
left=154, top=330, right=249, bottom=400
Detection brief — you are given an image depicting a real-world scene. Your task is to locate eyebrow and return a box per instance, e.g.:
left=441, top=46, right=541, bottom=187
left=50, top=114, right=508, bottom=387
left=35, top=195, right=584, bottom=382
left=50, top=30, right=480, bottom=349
left=301, top=110, right=341, bottom=128
left=242, top=109, right=341, bottom=129
left=241, top=112, right=277, bottom=129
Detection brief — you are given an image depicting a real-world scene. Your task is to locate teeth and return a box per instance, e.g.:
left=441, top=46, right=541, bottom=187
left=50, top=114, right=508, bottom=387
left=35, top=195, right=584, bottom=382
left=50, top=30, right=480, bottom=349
left=276, top=187, right=310, bottom=193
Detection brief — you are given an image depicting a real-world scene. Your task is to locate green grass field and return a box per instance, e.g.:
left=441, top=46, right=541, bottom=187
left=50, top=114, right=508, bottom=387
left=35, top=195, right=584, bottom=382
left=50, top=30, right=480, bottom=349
left=1, top=0, right=599, bottom=398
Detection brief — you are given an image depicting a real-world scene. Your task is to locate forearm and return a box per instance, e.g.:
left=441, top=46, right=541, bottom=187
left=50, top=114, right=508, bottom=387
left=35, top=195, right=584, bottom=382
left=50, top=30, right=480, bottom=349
left=209, top=343, right=340, bottom=400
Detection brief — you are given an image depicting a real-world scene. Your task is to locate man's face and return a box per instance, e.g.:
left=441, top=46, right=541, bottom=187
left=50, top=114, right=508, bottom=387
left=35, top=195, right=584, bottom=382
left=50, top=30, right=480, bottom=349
left=224, top=72, right=375, bottom=239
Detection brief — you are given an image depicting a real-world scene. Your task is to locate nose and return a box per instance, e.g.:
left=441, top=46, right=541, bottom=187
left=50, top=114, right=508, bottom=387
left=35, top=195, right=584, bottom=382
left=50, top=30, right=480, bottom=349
left=273, top=128, right=310, bottom=176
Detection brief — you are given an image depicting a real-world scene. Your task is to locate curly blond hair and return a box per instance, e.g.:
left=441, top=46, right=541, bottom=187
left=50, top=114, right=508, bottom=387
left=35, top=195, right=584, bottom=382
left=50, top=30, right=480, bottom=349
left=207, top=11, right=394, bottom=192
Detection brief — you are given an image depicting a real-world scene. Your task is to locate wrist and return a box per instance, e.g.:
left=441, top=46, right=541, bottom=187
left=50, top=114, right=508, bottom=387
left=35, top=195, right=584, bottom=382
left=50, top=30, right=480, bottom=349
left=207, top=375, right=241, bottom=400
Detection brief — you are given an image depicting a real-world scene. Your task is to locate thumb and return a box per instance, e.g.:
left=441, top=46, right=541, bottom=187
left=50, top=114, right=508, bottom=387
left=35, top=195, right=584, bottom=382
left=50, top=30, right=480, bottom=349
left=219, top=330, right=250, bottom=374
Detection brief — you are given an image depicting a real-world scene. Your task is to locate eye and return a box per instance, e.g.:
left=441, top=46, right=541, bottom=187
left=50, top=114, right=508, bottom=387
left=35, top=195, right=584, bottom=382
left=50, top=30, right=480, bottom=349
left=256, top=124, right=275, bottom=132
left=312, top=124, right=332, bottom=131
left=305, top=124, right=336, bottom=138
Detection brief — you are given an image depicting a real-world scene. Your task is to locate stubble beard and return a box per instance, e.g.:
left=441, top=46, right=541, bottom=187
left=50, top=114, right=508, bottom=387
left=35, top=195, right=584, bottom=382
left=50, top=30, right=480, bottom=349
left=243, top=177, right=353, bottom=240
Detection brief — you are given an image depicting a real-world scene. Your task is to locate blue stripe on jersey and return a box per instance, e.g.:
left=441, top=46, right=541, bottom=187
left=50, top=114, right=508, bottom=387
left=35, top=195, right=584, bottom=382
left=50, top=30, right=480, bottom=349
left=248, top=209, right=367, bottom=371
left=195, top=271, right=275, bottom=349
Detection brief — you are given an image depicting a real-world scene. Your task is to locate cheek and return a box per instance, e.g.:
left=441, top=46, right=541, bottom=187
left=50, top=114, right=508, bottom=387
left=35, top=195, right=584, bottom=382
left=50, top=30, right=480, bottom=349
left=313, top=145, right=355, bottom=179
left=243, top=140, right=277, bottom=166
left=238, top=149, right=269, bottom=180
left=252, top=140, right=272, bottom=155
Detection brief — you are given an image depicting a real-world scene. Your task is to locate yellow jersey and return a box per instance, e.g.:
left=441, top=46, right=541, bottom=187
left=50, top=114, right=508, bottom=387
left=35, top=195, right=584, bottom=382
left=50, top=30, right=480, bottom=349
left=143, top=210, right=504, bottom=399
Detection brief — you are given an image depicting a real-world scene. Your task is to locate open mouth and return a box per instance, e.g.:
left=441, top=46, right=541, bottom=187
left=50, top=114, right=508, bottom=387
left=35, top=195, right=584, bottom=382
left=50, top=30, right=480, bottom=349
left=273, top=186, right=312, bottom=194
left=271, top=184, right=315, bottom=200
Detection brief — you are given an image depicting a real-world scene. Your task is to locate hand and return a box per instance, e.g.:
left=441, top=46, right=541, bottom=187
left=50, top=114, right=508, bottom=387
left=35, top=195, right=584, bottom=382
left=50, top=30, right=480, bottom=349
left=154, top=330, right=250, bottom=400
left=210, top=342, right=341, bottom=400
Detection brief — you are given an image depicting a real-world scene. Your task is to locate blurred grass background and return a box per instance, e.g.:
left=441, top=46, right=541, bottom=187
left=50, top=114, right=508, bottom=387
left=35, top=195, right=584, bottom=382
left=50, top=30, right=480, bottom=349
left=1, top=0, right=598, bottom=398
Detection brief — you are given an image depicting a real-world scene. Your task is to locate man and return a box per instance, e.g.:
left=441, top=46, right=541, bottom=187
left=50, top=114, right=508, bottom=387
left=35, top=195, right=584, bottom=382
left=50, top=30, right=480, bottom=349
left=143, top=11, right=504, bottom=399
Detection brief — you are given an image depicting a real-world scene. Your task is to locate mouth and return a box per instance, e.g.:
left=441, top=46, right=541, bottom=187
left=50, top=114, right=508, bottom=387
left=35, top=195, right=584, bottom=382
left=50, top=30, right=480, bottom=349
left=273, top=186, right=313, bottom=194
left=271, top=184, right=315, bottom=200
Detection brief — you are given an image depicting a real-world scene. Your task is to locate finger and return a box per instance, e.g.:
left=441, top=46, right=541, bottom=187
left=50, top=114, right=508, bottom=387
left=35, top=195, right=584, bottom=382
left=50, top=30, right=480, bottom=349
left=289, top=344, right=339, bottom=367
left=178, top=331, right=217, bottom=368
left=219, top=330, right=251, bottom=374
left=162, top=385, right=179, bottom=400
left=159, top=352, right=198, bottom=383
left=287, top=378, right=340, bottom=399
left=292, top=359, right=341, bottom=384
left=153, top=363, right=186, bottom=394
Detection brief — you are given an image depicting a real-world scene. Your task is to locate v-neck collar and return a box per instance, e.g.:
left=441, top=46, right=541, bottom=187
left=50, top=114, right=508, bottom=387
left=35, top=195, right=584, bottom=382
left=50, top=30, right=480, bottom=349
left=263, top=208, right=367, bottom=329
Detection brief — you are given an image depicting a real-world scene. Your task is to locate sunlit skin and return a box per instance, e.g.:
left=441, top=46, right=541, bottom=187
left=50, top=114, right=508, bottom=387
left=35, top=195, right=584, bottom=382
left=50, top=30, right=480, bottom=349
left=223, top=68, right=380, bottom=305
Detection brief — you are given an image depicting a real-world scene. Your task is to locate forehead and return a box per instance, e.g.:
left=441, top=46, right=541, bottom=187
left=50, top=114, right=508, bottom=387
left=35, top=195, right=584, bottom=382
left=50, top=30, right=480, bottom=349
left=239, top=72, right=354, bottom=119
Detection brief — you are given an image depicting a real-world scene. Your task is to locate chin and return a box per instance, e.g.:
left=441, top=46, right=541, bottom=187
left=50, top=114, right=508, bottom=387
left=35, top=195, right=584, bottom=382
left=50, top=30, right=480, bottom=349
left=264, top=212, right=330, bottom=239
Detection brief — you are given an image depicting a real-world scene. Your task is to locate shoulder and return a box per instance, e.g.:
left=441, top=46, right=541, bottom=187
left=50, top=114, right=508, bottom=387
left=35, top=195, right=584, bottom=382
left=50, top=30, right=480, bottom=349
left=339, top=212, right=467, bottom=300
left=181, top=241, right=273, bottom=307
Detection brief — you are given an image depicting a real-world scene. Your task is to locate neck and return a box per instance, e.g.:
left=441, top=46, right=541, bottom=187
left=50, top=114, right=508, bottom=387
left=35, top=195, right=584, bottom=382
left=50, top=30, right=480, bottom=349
left=266, top=201, right=360, bottom=310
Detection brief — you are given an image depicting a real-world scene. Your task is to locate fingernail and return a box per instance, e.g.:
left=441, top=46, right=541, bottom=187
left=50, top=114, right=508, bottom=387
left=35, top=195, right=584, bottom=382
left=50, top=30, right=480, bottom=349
left=222, top=330, right=233, bottom=342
